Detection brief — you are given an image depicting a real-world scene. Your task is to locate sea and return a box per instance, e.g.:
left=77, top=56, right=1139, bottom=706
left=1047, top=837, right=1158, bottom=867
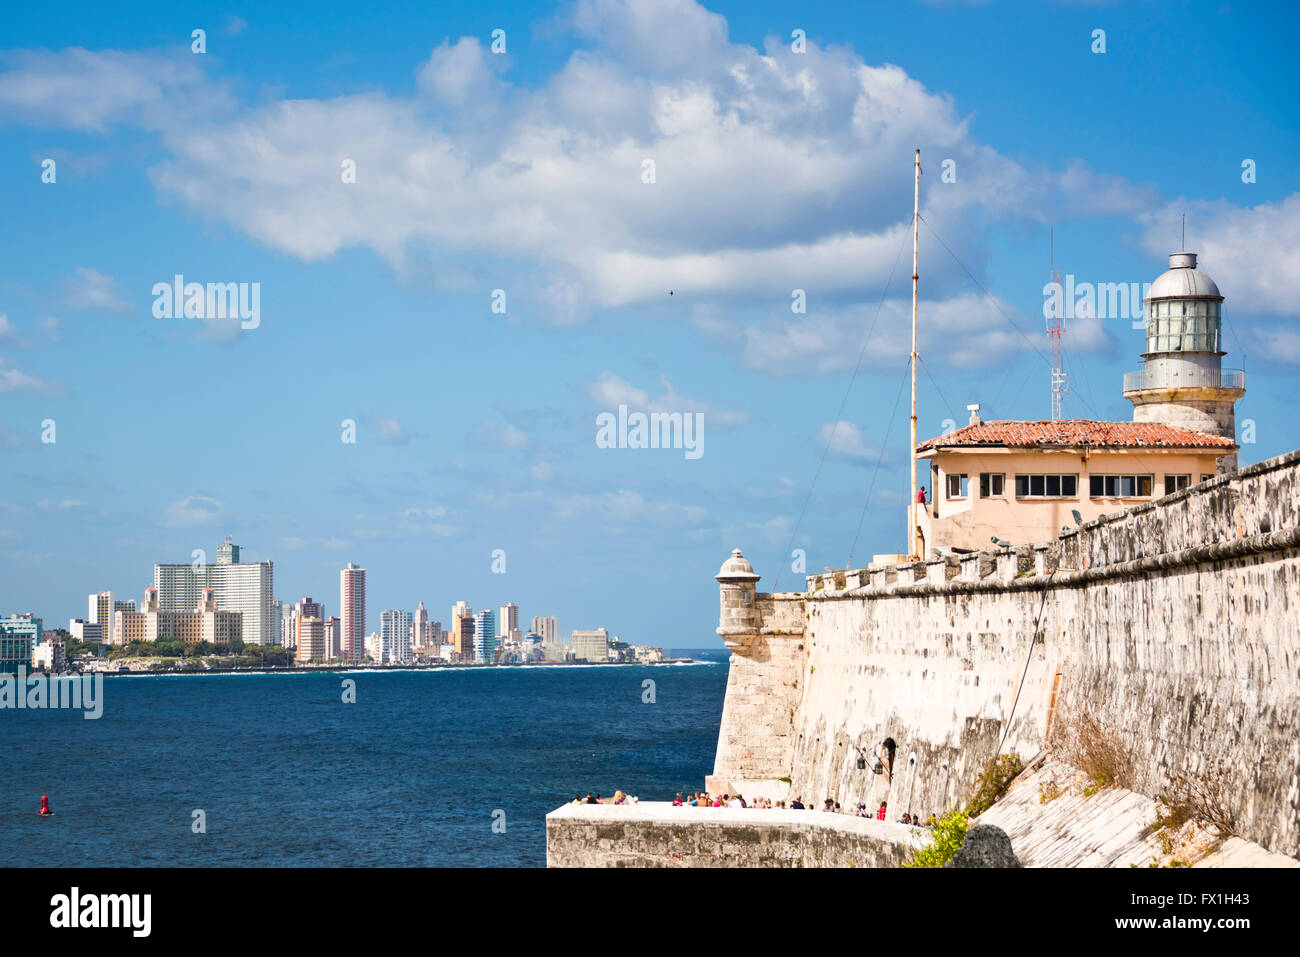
left=1, top=651, right=729, bottom=867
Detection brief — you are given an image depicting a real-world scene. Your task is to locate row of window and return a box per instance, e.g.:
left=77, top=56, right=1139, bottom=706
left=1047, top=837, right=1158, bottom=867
left=945, top=472, right=1212, bottom=500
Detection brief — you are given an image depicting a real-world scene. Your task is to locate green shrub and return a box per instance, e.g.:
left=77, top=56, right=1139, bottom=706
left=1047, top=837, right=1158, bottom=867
left=903, top=810, right=968, bottom=868
left=965, top=754, right=1023, bottom=818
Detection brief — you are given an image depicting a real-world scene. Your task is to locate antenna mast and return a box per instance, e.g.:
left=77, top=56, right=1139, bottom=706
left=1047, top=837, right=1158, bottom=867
left=1048, top=227, right=1067, bottom=420
left=910, top=149, right=921, bottom=560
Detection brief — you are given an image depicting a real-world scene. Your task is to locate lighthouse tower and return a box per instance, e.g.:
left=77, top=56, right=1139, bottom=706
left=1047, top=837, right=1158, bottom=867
left=1122, top=252, right=1245, bottom=472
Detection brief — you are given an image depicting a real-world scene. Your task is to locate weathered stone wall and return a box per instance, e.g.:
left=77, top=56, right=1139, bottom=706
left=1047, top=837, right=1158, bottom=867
left=713, top=449, right=1300, bottom=858
left=709, top=594, right=805, bottom=790
left=546, top=803, right=925, bottom=868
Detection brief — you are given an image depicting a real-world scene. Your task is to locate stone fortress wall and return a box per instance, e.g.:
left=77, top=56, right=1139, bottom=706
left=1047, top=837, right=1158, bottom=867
left=709, top=448, right=1300, bottom=858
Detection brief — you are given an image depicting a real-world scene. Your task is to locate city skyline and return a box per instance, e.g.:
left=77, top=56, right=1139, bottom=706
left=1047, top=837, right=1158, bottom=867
left=55, top=539, right=586, bottom=658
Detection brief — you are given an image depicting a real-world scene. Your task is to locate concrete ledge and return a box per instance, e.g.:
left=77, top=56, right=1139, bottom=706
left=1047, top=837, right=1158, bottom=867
left=546, top=802, right=929, bottom=868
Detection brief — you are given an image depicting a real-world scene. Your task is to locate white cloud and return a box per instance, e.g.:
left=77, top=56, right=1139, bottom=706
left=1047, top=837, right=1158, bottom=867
left=60, top=267, right=129, bottom=313
left=0, top=356, right=58, bottom=393
left=551, top=488, right=706, bottom=525
left=0, top=4, right=1155, bottom=326
left=586, top=371, right=748, bottom=427
left=0, top=47, right=227, bottom=132
left=473, top=418, right=529, bottom=449
left=36, top=499, right=87, bottom=512
left=376, top=415, right=407, bottom=444
left=417, top=37, right=502, bottom=108
left=0, top=315, right=17, bottom=342
left=397, top=506, right=455, bottom=537
left=163, top=495, right=223, bottom=527
left=818, top=420, right=879, bottom=462
left=714, top=292, right=1058, bottom=377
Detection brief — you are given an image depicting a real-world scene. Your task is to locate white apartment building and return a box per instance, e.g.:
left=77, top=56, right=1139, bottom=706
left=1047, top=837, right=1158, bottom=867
left=154, top=540, right=274, bottom=645
left=571, top=628, right=609, bottom=662
left=381, top=608, right=413, bottom=664
left=499, top=603, right=520, bottom=640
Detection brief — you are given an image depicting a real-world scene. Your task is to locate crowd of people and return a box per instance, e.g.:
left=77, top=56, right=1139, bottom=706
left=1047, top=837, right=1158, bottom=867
left=666, top=792, right=935, bottom=827
left=570, top=789, right=935, bottom=827
left=571, top=791, right=639, bottom=805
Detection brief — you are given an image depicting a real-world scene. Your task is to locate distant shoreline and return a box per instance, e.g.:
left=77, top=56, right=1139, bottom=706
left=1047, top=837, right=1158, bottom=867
left=81, top=657, right=708, bottom=678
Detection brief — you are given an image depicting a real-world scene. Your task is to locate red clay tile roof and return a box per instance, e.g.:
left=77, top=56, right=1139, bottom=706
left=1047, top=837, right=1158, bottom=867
left=917, top=419, right=1235, bottom=451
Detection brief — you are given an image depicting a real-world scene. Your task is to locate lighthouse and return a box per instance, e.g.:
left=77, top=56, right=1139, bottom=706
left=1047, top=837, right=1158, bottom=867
left=1122, top=252, right=1245, bottom=472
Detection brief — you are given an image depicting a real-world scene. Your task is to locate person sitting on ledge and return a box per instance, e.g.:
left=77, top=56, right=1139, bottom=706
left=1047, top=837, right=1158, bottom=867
left=791, top=796, right=804, bottom=809
left=613, top=790, right=627, bottom=805
left=877, top=801, right=888, bottom=821
left=584, top=792, right=597, bottom=805
left=673, top=793, right=684, bottom=806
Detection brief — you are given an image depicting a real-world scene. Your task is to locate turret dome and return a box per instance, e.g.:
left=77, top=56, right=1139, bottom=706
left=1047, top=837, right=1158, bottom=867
left=1145, top=252, right=1222, bottom=302
left=716, top=548, right=760, bottom=582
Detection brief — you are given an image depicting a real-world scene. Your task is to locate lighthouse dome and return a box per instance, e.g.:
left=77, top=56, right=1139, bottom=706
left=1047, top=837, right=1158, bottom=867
left=1146, top=252, right=1222, bottom=301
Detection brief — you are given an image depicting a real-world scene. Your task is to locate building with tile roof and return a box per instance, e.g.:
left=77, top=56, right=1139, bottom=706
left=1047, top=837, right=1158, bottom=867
left=913, top=252, right=1243, bottom=554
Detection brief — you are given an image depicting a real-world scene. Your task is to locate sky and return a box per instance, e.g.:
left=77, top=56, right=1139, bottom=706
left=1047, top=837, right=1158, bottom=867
left=1, top=0, right=1297, bottom=647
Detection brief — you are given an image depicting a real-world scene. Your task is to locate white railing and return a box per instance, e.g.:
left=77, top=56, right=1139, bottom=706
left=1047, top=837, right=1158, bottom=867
left=1123, top=367, right=1245, bottom=393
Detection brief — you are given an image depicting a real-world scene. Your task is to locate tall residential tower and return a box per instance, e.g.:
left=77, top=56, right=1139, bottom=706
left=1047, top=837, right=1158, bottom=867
left=340, top=563, right=366, bottom=661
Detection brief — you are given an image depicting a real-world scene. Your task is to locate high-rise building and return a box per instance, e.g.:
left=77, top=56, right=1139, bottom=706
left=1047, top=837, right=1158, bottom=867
left=296, top=617, right=326, bottom=663
left=365, top=629, right=385, bottom=663
left=532, top=616, right=563, bottom=660
left=278, top=600, right=293, bottom=648
left=155, top=540, right=274, bottom=645
left=89, top=591, right=113, bottom=638
left=284, top=597, right=323, bottom=653
left=381, top=609, right=413, bottom=664
left=0, top=613, right=42, bottom=673
left=323, top=617, right=342, bottom=660
left=451, top=602, right=474, bottom=662
left=474, top=609, right=497, bottom=664
left=217, top=537, right=240, bottom=564
left=571, top=628, right=610, bottom=662
left=499, top=602, right=519, bottom=640
left=413, top=602, right=430, bottom=651
left=340, top=563, right=366, bottom=662
left=68, top=619, right=102, bottom=644
left=88, top=591, right=135, bottom=645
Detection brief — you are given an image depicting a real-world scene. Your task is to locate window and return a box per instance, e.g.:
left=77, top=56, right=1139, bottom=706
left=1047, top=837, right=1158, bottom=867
left=979, top=473, right=1004, bottom=498
left=1014, top=474, right=1078, bottom=498
left=1164, top=474, right=1191, bottom=495
left=1201, top=474, right=1214, bottom=483
left=1089, top=474, right=1154, bottom=498
left=946, top=473, right=968, bottom=499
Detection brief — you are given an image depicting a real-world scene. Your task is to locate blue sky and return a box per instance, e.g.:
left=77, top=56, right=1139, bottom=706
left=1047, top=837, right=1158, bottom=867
left=2, top=0, right=1298, bottom=646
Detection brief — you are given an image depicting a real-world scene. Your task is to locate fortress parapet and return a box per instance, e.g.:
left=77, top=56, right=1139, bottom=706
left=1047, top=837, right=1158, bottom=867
left=706, top=449, right=1300, bottom=857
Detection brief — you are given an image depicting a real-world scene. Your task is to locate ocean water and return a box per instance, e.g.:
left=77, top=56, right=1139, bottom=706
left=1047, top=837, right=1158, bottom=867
left=0, top=652, right=729, bottom=867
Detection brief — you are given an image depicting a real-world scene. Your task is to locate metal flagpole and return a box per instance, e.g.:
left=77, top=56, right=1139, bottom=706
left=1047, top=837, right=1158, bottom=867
left=910, top=149, right=921, bottom=559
